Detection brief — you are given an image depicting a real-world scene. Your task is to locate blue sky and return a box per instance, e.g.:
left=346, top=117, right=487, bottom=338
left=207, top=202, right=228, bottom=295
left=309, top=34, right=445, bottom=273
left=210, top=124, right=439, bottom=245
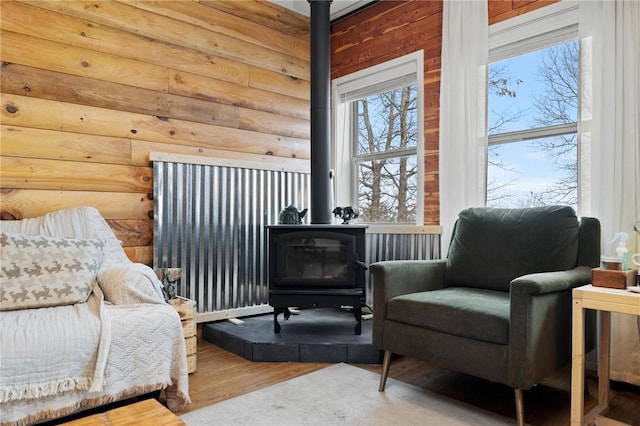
left=487, top=45, right=577, bottom=207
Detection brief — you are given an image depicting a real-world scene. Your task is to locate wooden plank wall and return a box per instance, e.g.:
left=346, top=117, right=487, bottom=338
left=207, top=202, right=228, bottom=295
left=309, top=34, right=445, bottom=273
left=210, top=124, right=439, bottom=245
left=330, top=0, right=558, bottom=225
left=0, top=0, right=311, bottom=264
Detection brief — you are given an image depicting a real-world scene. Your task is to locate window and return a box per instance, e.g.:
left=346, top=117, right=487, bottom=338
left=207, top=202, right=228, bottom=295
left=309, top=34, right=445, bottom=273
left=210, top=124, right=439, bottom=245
left=333, top=51, right=424, bottom=224
left=487, top=3, right=579, bottom=211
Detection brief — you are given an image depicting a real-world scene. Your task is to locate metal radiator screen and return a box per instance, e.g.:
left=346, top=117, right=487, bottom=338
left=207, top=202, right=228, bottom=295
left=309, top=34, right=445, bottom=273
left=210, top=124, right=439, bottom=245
left=153, top=157, right=441, bottom=321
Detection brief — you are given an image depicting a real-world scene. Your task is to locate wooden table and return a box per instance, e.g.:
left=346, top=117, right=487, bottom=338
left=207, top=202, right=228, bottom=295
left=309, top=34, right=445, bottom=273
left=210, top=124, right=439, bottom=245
left=62, top=398, right=185, bottom=425
left=570, top=284, right=640, bottom=426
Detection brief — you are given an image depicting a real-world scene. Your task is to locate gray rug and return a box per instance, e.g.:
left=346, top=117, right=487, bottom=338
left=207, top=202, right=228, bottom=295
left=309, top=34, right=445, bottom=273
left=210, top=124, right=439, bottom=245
left=180, top=363, right=516, bottom=425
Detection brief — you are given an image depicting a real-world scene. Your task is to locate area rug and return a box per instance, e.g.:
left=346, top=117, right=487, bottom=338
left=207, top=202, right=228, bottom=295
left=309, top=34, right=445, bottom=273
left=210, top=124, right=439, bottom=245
left=180, top=363, right=516, bottom=425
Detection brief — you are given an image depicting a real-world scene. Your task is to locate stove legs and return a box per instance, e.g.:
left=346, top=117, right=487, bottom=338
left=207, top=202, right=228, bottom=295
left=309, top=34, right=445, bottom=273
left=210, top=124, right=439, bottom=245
left=353, top=305, right=362, bottom=335
left=273, top=306, right=362, bottom=335
left=273, top=307, right=291, bottom=334
left=270, top=289, right=364, bottom=334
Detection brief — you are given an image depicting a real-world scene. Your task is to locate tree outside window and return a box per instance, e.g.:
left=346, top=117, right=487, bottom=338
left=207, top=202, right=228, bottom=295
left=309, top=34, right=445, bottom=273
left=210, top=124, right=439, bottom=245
left=333, top=51, right=423, bottom=225
left=487, top=40, right=579, bottom=210
left=354, top=85, right=418, bottom=223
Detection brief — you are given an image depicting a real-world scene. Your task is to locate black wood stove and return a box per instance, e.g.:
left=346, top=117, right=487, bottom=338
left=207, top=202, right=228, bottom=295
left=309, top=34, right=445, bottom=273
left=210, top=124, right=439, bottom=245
left=266, top=0, right=369, bottom=335
left=268, top=224, right=367, bottom=334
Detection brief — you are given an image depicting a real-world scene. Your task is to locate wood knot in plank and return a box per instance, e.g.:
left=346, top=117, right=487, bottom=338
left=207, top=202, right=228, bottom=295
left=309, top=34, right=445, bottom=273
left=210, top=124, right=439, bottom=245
left=4, top=104, right=18, bottom=114
left=0, top=212, right=19, bottom=221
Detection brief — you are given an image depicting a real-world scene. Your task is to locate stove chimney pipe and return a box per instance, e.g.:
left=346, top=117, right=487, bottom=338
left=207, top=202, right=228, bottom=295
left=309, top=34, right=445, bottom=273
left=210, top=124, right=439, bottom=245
left=308, top=0, right=333, bottom=224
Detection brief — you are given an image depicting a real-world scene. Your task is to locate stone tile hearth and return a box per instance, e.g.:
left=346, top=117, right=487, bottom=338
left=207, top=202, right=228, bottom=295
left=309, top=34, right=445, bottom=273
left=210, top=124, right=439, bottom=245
left=202, top=308, right=382, bottom=364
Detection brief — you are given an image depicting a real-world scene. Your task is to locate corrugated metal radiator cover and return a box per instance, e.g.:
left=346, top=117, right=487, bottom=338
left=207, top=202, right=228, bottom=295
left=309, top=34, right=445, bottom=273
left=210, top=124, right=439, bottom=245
left=152, top=154, right=440, bottom=322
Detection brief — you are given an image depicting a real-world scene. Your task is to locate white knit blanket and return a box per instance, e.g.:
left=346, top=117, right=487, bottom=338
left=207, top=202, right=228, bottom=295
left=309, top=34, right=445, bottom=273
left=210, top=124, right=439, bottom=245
left=0, top=286, right=110, bottom=404
left=0, top=301, right=190, bottom=426
left=0, top=207, right=190, bottom=425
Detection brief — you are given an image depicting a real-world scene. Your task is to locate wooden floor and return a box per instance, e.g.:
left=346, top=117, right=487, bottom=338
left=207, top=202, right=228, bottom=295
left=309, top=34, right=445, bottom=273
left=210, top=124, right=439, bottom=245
left=180, top=336, right=640, bottom=426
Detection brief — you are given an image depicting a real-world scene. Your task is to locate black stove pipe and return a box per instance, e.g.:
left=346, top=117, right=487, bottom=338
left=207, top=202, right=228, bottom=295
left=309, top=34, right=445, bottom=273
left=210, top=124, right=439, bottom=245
left=308, top=0, right=333, bottom=224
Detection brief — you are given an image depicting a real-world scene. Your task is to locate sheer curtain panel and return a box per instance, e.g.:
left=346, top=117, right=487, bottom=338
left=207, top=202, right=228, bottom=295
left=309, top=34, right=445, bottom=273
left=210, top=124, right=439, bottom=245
left=579, top=0, right=640, bottom=385
left=438, top=0, right=488, bottom=254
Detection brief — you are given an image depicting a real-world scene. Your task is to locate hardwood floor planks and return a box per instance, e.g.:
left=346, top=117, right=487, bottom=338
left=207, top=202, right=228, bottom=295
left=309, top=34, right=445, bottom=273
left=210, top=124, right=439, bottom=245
left=183, top=336, right=640, bottom=425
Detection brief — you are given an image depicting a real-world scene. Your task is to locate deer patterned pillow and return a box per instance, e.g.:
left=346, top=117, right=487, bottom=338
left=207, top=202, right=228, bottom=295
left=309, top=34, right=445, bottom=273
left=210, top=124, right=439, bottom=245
left=0, top=233, right=104, bottom=311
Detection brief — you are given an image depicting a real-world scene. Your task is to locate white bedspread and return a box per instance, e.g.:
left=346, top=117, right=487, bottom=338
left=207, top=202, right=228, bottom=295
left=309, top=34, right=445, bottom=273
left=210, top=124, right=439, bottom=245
left=0, top=287, right=110, bottom=403
left=0, top=301, right=190, bottom=425
left=0, top=207, right=191, bottom=425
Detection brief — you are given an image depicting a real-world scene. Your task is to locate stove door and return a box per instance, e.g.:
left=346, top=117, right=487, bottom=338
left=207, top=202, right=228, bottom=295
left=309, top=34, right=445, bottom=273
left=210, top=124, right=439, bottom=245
left=273, top=230, right=356, bottom=289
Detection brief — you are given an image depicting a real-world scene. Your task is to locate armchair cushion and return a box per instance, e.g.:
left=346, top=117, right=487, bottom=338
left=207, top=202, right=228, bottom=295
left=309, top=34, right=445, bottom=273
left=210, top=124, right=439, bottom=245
left=387, top=287, right=510, bottom=345
left=445, top=205, right=579, bottom=291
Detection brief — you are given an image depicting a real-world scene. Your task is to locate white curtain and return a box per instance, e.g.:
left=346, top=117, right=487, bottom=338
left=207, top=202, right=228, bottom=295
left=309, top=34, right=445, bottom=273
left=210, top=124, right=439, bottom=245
left=579, top=0, right=640, bottom=385
left=438, top=0, right=488, bottom=254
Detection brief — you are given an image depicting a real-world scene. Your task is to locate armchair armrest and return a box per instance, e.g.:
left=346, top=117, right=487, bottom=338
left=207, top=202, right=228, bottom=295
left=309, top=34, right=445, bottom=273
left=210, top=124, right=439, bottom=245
left=507, top=266, right=593, bottom=389
left=510, top=266, right=593, bottom=297
left=370, top=260, right=446, bottom=348
left=370, top=260, right=447, bottom=303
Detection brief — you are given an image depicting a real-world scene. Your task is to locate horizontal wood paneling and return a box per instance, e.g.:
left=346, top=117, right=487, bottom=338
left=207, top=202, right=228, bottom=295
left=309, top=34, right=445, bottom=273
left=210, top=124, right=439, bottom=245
left=2, top=94, right=306, bottom=156
left=125, top=1, right=309, bottom=60
left=0, top=0, right=310, bottom=263
left=106, top=219, right=154, bottom=247
left=169, top=69, right=309, bottom=120
left=0, top=189, right=153, bottom=220
left=1, top=63, right=242, bottom=130
left=25, top=0, right=309, bottom=79
left=200, top=0, right=310, bottom=39
left=1, top=1, right=251, bottom=86
left=1, top=126, right=133, bottom=164
left=2, top=63, right=309, bottom=139
left=488, top=0, right=559, bottom=25
left=1, top=157, right=152, bottom=192
left=123, top=246, right=153, bottom=266
left=1, top=31, right=169, bottom=92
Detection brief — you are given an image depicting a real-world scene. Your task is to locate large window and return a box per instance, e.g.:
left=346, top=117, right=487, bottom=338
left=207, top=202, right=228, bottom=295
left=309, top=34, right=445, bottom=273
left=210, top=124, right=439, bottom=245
left=487, top=3, right=579, bottom=211
left=333, top=51, right=424, bottom=224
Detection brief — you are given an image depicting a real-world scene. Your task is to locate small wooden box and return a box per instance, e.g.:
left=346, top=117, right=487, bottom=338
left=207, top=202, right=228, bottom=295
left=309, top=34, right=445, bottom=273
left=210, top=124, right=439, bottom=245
left=187, top=353, right=197, bottom=374
left=181, top=318, right=196, bottom=337
left=170, top=298, right=195, bottom=321
left=592, top=268, right=637, bottom=289
left=185, top=336, right=197, bottom=354
left=169, top=298, right=197, bottom=374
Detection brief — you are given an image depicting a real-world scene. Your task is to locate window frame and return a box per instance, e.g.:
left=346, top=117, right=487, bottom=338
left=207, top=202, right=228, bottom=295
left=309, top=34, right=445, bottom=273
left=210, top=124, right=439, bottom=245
left=486, top=2, right=580, bottom=208
left=332, top=50, right=425, bottom=225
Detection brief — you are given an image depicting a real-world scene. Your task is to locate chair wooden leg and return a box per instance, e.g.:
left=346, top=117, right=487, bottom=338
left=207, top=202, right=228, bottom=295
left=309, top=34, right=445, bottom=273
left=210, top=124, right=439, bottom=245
left=514, top=388, right=525, bottom=426
left=379, top=350, right=392, bottom=391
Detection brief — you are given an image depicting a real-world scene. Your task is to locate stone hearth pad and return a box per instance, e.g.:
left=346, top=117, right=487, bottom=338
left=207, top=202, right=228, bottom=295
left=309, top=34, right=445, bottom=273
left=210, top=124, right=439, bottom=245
left=202, top=308, right=381, bottom=364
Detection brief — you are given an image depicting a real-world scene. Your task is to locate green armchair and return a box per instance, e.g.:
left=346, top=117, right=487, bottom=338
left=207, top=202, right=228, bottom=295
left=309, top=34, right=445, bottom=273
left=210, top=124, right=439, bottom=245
left=371, top=206, right=600, bottom=426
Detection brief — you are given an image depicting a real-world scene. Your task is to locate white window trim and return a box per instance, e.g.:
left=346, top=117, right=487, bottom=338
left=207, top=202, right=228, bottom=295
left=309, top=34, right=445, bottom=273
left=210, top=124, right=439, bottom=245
left=332, top=50, right=425, bottom=225
left=486, top=0, right=580, bottom=210
left=489, top=1, right=579, bottom=61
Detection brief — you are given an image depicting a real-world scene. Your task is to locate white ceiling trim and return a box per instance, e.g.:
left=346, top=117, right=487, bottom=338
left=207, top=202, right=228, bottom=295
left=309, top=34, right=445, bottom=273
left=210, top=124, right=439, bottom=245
left=269, top=0, right=371, bottom=20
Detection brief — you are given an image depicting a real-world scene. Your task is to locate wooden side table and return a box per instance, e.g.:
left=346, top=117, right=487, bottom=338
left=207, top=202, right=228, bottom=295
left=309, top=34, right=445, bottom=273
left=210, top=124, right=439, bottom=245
left=570, top=284, right=640, bottom=425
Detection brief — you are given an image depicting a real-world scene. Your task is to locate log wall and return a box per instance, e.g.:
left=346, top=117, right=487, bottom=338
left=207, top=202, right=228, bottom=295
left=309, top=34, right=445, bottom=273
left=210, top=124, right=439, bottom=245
left=0, top=0, right=311, bottom=264
left=330, top=0, right=558, bottom=225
